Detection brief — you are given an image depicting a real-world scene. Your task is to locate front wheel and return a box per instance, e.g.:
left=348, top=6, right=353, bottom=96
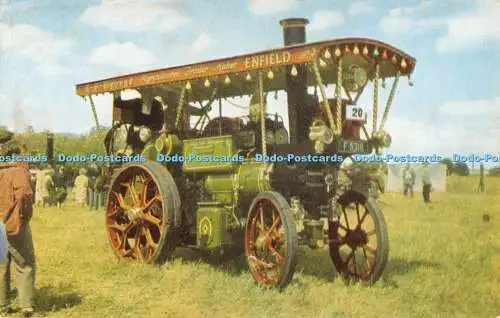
left=328, top=191, right=389, bottom=285
left=245, top=191, right=298, bottom=290
left=105, top=162, right=181, bottom=264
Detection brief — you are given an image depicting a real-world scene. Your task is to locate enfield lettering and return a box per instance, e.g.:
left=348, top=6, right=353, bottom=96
left=244, top=51, right=291, bottom=69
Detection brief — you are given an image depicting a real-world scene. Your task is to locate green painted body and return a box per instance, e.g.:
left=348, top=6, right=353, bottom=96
left=182, top=135, right=237, bottom=173
left=178, top=135, right=273, bottom=250
left=141, top=142, right=157, bottom=160
left=196, top=205, right=233, bottom=249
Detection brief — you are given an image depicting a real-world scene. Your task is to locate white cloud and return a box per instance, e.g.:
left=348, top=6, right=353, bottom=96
left=348, top=2, right=375, bottom=17
left=248, top=0, right=295, bottom=15
left=380, top=0, right=500, bottom=53
left=435, top=0, right=500, bottom=53
left=380, top=1, right=440, bottom=36
left=87, top=42, right=156, bottom=69
left=384, top=96, right=500, bottom=156
left=308, top=10, right=345, bottom=31
left=190, top=32, right=218, bottom=53
left=439, top=97, right=500, bottom=117
left=0, top=23, right=72, bottom=75
left=80, top=0, right=190, bottom=33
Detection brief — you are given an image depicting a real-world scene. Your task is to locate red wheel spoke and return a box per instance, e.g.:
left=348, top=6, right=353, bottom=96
left=248, top=255, right=276, bottom=269
left=128, top=181, right=141, bottom=206
left=144, top=195, right=161, bottom=210
left=134, top=227, right=144, bottom=261
left=143, top=226, right=158, bottom=248
left=107, top=208, right=120, bottom=217
left=268, top=216, right=281, bottom=233
left=109, top=221, right=138, bottom=252
left=109, top=223, right=127, bottom=233
left=142, top=213, right=161, bottom=226
left=269, top=248, right=284, bottom=262
left=113, top=191, right=132, bottom=210
left=140, top=178, right=152, bottom=205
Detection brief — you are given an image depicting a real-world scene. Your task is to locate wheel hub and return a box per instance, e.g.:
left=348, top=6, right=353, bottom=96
left=345, top=228, right=368, bottom=249
left=126, top=207, right=142, bottom=222
left=255, top=234, right=267, bottom=251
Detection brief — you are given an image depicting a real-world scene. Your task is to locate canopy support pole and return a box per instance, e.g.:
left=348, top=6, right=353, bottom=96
left=175, top=86, right=187, bottom=130
left=372, top=64, right=380, bottom=137
left=87, top=96, right=100, bottom=130
left=334, top=58, right=343, bottom=136
left=218, top=97, right=222, bottom=136
left=258, top=71, right=266, bottom=157
left=312, top=61, right=336, bottom=135
left=378, top=71, right=400, bottom=134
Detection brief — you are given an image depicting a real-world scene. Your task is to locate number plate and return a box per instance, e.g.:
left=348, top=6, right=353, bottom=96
left=337, top=139, right=368, bottom=153
left=346, top=105, right=366, bottom=121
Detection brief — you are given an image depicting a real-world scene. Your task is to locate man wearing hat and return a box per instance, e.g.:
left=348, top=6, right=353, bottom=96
left=0, top=129, right=36, bottom=317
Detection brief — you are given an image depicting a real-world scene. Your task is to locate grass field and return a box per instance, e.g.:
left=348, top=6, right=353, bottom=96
left=11, top=175, right=500, bottom=317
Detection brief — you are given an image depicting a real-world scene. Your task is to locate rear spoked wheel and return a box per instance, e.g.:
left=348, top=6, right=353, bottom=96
left=245, top=191, right=298, bottom=290
left=106, top=162, right=181, bottom=264
left=328, top=191, right=389, bottom=285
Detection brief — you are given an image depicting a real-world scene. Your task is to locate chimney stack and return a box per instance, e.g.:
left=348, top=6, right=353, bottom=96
left=279, top=18, right=310, bottom=144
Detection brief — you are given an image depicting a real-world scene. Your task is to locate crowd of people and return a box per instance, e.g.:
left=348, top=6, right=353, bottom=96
left=402, top=163, right=432, bottom=203
left=30, top=163, right=109, bottom=210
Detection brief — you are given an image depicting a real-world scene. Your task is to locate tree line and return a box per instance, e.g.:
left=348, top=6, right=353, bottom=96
left=12, top=128, right=108, bottom=170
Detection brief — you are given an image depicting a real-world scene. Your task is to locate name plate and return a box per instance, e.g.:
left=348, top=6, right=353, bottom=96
left=337, top=139, right=368, bottom=154
left=345, top=105, right=367, bottom=122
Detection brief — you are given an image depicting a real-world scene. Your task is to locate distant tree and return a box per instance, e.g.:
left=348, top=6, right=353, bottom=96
left=440, top=158, right=453, bottom=176
left=453, top=162, right=470, bottom=176
left=489, top=166, right=500, bottom=177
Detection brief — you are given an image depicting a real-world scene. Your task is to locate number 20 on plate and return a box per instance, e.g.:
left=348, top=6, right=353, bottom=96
left=346, top=105, right=367, bottom=122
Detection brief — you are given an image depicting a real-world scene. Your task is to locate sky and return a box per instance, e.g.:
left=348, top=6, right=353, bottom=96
left=0, top=0, right=499, bottom=163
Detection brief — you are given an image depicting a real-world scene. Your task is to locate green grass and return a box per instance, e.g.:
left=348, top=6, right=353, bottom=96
left=17, top=176, right=500, bottom=317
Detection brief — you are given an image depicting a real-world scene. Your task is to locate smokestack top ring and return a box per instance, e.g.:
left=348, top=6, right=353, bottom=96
left=279, top=18, right=309, bottom=28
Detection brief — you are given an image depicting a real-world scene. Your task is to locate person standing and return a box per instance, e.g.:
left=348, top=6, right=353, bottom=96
left=421, top=163, right=432, bottom=203
left=74, top=168, right=89, bottom=208
left=93, top=170, right=104, bottom=210
left=402, top=164, right=416, bottom=197
left=0, top=134, right=36, bottom=317
left=34, top=169, right=45, bottom=207
left=53, top=166, right=68, bottom=208
left=477, top=163, right=485, bottom=193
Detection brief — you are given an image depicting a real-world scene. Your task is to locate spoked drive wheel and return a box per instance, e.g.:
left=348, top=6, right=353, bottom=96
left=328, top=190, right=389, bottom=285
left=106, top=161, right=181, bottom=264
left=245, top=191, right=298, bottom=290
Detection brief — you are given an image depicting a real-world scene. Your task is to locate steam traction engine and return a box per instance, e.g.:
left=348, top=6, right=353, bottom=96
left=76, top=18, right=415, bottom=289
